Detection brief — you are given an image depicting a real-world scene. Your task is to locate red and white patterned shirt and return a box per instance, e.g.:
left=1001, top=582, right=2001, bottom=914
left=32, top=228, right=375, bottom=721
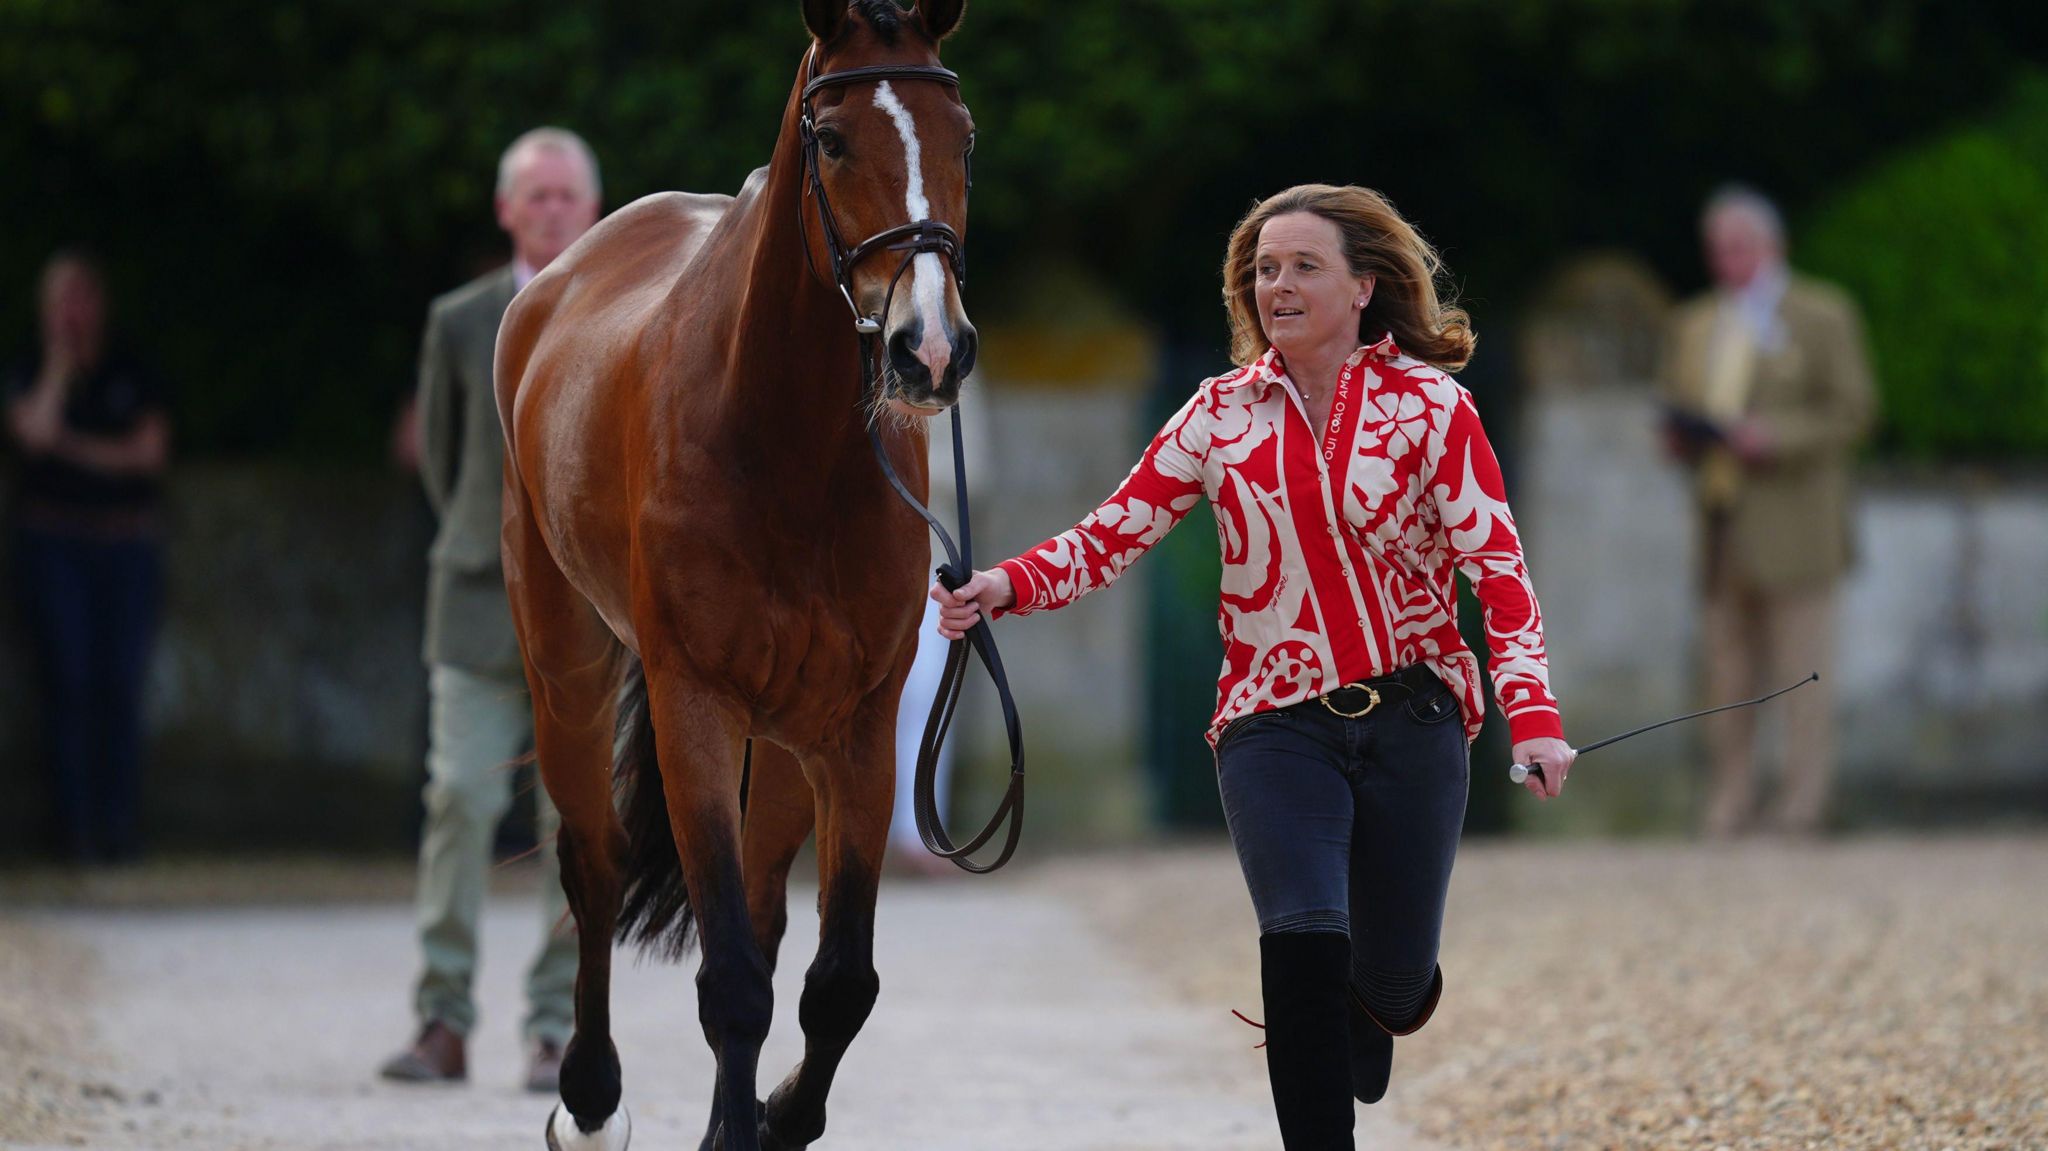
left=997, top=337, right=1564, bottom=748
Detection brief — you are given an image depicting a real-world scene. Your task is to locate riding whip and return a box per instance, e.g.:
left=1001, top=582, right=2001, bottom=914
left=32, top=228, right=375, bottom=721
left=1509, top=672, right=1819, bottom=784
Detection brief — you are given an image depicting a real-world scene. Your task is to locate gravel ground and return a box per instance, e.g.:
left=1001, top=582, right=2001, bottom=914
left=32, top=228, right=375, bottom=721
left=1047, top=835, right=2048, bottom=1151
left=8, top=837, right=2043, bottom=1150
left=0, top=917, right=100, bottom=1147
left=2, top=864, right=1427, bottom=1151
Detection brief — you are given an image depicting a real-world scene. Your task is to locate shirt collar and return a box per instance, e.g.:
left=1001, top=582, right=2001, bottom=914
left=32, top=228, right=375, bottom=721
left=513, top=259, right=540, bottom=292
left=1224, top=335, right=1401, bottom=393
left=1719, top=262, right=1790, bottom=347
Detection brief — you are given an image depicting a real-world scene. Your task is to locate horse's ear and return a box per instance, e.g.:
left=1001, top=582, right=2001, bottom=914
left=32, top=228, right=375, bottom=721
left=918, top=0, right=965, bottom=40
left=802, top=0, right=846, bottom=43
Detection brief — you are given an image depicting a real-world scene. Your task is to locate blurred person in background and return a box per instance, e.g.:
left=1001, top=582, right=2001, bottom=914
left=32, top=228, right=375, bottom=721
left=377, top=127, right=600, bottom=1094
left=4, top=251, right=170, bottom=865
left=1660, top=185, right=1876, bottom=839
left=889, top=396, right=990, bottom=876
left=935, top=185, right=1574, bottom=1150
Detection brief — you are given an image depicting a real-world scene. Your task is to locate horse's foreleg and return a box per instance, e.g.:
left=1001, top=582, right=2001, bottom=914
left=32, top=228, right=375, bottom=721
left=743, top=740, right=818, bottom=970
left=645, top=680, right=772, bottom=1151
left=757, top=709, right=894, bottom=1151
left=699, top=741, right=815, bottom=1151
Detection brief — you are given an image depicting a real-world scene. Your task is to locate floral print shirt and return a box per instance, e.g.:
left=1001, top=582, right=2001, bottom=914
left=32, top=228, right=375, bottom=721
left=997, top=337, right=1564, bottom=748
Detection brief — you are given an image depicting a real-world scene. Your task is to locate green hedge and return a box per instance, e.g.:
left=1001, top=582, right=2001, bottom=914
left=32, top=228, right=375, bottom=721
left=2, top=2, right=2041, bottom=458
left=1799, top=74, right=2048, bottom=460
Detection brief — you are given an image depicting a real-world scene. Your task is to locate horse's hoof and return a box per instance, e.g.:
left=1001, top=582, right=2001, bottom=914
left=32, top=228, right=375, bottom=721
left=546, top=1101, right=631, bottom=1151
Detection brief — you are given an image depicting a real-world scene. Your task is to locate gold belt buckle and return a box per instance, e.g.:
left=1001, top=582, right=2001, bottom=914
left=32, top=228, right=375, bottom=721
left=1320, top=683, right=1381, bottom=719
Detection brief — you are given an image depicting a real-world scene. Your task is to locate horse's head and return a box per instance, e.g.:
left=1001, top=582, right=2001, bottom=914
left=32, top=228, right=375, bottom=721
left=801, top=0, right=977, bottom=414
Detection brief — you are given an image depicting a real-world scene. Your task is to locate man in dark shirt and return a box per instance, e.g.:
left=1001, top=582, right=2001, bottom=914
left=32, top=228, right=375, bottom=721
left=4, top=251, right=172, bottom=862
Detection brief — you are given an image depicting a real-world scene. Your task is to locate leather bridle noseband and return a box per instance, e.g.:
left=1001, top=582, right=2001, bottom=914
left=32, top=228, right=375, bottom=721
left=797, top=49, right=1025, bottom=874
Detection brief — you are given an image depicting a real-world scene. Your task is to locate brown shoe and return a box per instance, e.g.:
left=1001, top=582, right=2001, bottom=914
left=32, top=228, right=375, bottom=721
left=525, top=1037, right=565, bottom=1094
left=378, top=1020, right=467, bottom=1083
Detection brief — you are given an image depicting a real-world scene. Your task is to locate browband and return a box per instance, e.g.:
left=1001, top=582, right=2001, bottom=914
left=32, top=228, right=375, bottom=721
left=802, top=63, right=961, bottom=101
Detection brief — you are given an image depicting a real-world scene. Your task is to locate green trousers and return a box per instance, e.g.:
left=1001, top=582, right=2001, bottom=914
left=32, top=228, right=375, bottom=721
left=411, top=663, right=577, bottom=1044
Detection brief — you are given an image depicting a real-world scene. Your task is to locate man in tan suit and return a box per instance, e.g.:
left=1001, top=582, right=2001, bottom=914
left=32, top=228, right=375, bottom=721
left=1662, top=185, right=1876, bottom=838
left=379, top=128, right=600, bottom=1090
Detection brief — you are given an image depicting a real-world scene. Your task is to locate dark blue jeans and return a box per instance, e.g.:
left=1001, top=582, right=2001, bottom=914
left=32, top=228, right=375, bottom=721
left=12, top=525, right=162, bottom=861
left=1215, top=673, right=1469, bottom=992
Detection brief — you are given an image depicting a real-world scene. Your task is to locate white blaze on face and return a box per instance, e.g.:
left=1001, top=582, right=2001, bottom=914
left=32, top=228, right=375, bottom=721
left=872, top=80, right=953, bottom=383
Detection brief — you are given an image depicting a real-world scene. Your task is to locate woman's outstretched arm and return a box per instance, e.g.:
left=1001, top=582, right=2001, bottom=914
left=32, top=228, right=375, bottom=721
left=932, top=387, right=1214, bottom=637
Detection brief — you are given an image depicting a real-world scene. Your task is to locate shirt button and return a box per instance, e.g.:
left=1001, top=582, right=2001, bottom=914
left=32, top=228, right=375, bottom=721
left=1340, top=566, right=1352, bottom=578
left=1357, top=618, right=1369, bottom=629
left=1327, top=526, right=1339, bottom=537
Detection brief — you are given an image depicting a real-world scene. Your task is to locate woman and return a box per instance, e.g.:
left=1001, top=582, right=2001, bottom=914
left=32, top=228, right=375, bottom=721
left=934, top=185, right=1575, bottom=1148
left=5, top=251, right=171, bottom=863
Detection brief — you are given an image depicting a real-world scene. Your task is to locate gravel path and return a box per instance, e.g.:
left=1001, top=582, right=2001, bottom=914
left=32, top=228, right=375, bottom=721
left=3, top=868, right=1430, bottom=1151
left=10, top=837, right=2041, bottom=1150
left=0, top=919, right=99, bottom=1147
left=1053, top=836, right=2048, bottom=1151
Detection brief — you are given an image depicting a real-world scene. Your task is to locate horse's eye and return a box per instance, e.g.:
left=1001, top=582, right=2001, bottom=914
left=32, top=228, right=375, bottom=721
left=817, top=127, right=846, bottom=159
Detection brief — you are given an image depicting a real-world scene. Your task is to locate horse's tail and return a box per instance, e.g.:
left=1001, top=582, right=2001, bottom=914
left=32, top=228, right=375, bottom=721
left=611, top=656, right=696, bottom=959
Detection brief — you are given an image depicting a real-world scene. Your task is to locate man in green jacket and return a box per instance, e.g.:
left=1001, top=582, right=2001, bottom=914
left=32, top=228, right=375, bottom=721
left=1662, top=185, right=1877, bottom=839
left=379, top=128, right=601, bottom=1092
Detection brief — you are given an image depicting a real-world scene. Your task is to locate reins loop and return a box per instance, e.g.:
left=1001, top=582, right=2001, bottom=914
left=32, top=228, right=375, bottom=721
left=802, top=47, right=1024, bottom=873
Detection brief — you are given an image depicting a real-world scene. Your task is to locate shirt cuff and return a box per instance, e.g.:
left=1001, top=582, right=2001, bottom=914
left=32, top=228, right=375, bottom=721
left=992, top=556, right=1039, bottom=618
left=1506, top=707, right=1565, bottom=747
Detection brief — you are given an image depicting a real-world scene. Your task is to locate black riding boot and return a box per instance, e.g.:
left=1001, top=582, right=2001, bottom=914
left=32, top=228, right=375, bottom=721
left=1259, top=932, right=1354, bottom=1151
left=1347, top=964, right=1443, bottom=1104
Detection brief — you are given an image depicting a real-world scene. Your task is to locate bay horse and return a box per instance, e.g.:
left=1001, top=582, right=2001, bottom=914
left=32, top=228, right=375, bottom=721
left=493, top=2, right=976, bottom=1149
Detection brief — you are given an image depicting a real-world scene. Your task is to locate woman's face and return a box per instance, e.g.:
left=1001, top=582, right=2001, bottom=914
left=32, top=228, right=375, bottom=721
left=1254, top=212, right=1372, bottom=358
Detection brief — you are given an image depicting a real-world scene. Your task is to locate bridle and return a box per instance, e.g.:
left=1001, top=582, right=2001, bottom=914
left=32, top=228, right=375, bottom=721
left=797, top=46, right=1025, bottom=874
left=797, top=48, right=970, bottom=338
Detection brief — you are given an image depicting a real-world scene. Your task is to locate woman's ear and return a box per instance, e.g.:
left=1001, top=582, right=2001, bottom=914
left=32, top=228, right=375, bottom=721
left=1355, top=274, right=1377, bottom=310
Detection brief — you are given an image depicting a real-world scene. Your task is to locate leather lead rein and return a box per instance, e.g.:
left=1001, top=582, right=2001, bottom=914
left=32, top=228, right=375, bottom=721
left=802, top=50, right=1024, bottom=873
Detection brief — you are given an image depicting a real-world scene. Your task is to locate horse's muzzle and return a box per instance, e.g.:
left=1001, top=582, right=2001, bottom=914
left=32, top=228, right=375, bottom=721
left=887, top=318, right=976, bottom=408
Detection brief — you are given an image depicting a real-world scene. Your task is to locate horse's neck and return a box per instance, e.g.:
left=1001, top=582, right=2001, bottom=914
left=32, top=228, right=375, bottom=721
left=709, top=109, right=907, bottom=506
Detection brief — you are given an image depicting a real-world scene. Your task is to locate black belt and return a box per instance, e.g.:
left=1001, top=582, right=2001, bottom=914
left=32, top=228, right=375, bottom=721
left=1315, top=664, right=1443, bottom=719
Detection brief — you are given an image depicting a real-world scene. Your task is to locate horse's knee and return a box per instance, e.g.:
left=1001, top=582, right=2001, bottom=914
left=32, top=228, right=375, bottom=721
left=697, top=949, right=774, bottom=1048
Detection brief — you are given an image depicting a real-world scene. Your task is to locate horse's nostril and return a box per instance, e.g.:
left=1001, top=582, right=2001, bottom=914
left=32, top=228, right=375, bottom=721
left=953, top=323, right=979, bottom=379
left=888, top=327, right=921, bottom=372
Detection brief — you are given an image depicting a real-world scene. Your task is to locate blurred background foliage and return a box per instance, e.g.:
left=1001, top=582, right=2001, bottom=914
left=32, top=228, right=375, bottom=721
left=1800, top=72, right=2048, bottom=460
left=2, top=0, right=2046, bottom=458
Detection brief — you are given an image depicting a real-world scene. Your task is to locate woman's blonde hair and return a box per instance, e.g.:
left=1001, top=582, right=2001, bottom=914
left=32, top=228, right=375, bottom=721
left=1222, top=184, right=1476, bottom=371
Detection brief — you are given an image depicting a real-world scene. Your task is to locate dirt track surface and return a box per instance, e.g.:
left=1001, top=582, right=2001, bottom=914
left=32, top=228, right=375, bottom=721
left=1, top=864, right=1426, bottom=1151
left=1053, top=836, right=2048, bottom=1151
left=8, top=837, right=2046, bottom=1150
